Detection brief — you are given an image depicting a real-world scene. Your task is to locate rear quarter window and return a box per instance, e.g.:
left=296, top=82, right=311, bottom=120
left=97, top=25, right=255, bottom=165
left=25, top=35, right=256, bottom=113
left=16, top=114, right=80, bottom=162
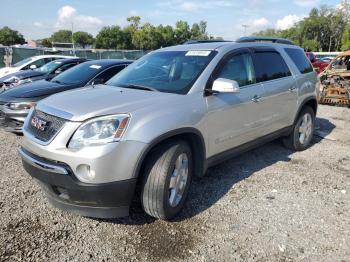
left=285, top=48, right=314, bottom=74
left=254, top=51, right=292, bottom=82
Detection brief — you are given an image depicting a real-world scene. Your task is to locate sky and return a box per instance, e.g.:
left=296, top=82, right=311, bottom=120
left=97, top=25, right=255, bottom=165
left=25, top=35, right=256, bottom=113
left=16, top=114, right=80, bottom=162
left=0, top=0, right=343, bottom=40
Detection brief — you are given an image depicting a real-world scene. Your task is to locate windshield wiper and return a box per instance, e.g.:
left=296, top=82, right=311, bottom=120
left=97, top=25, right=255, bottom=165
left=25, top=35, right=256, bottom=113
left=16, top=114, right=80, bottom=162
left=51, top=80, right=63, bottom=84
left=120, top=84, right=159, bottom=92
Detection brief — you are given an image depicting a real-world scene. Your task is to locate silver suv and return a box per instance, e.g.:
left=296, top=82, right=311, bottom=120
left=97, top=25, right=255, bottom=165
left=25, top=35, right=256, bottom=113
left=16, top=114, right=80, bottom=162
left=18, top=37, right=318, bottom=220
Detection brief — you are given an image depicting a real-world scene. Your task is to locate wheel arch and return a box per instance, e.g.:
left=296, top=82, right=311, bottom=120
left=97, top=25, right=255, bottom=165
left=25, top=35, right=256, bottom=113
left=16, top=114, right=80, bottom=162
left=295, top=97, right=318, bottom=122
left=132, top=128, right=207, bottom=181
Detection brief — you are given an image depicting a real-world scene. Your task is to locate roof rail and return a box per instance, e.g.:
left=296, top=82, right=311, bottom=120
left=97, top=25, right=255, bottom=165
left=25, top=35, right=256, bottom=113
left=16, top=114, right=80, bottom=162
left=183, top=40, right=232, bottom=45
left=236, top=36, right=294, bottom=45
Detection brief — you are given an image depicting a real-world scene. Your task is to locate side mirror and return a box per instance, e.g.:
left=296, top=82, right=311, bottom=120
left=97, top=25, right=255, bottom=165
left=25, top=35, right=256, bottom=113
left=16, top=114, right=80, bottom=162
left=212, top=78, right=240, bottom=93
left=91, top=78, right=104, bottom=85
left=54, top=69, right=62, bottom=74
left=29, top=65, right=37, bottom=70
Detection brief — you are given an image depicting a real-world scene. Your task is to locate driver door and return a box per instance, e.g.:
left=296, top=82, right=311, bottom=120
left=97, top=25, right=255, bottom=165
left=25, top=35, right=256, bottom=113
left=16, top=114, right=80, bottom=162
left=205, top=49, right=266, bottom=157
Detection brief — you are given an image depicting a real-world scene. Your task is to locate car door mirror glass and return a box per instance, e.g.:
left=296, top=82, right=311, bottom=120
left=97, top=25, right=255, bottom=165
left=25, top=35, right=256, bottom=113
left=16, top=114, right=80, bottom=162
left=212, top=78, right=240, bottom=93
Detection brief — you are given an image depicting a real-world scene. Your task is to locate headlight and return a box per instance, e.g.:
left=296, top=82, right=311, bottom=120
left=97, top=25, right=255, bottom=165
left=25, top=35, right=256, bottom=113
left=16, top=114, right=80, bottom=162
left=5, top=102, right=36, bottom=111
left=3, top=76, right=19, bottom=84
left=68, top=114, right=130, bottom=150
left=17, top=78, right=32, bottom=85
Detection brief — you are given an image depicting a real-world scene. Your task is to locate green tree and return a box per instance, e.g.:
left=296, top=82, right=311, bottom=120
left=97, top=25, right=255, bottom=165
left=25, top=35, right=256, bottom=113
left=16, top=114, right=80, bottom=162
left=156, top=25, right=175, bottom=47
left=50, top=30, right=72, bottom=43
left=73, top=31, right=94, bottom=48
left=0, top=26, right=25, bottom=46
left=132, top=23, right=162, bottom=50
left=95, top=26, right=128, bottom=49
left=41, top=38, right=52, bottom=48
left=342, top=27, right=350, bottom=51
left=174, top=21, right=191, bottom=43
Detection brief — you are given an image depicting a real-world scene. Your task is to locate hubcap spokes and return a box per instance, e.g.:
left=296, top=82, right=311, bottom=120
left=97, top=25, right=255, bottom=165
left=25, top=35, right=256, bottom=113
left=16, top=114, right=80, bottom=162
left=169, top=153, right=189, bottom=207
left=298, top=113, right=312, bottom=145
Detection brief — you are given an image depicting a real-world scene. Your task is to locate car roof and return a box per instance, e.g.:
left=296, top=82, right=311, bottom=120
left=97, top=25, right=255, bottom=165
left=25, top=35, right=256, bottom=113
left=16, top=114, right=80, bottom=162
left=30, top=55, right=76, bottom=60
left=52, top=57, right=88, bottom=64
left=82, top=59, right=133, bottom=66
left=158, top=41, right=302, bottom=53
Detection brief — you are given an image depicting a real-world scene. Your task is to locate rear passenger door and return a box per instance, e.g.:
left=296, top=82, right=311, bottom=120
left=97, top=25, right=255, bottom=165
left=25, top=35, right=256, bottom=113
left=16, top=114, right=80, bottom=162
left=252, top=47, right=297, bottom=133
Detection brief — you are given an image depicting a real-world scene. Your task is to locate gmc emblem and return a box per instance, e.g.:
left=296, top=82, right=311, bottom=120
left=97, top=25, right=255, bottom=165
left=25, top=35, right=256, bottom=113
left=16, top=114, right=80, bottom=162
left=31, top=116, right=49, bottom=131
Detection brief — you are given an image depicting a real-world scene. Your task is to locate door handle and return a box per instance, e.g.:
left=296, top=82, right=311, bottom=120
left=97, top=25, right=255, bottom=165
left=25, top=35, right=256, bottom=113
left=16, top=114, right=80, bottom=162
left=289, top=86, right=297, bottom=91
left=251, top=95, right=262, bottom=103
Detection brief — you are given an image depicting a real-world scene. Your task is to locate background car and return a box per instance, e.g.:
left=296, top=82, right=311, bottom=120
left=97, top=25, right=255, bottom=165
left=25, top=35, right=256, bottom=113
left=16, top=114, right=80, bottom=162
left=0, top=57, right=88, bottom=91
left=0, top=59, right=133, bottom=132
left=0, top=55, right=75, bottom=78
left=306, top=52, right=330, bottom=74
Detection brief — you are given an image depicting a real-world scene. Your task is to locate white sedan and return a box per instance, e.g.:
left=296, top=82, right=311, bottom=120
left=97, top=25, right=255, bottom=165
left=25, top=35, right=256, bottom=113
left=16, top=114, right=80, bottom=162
left=0, top=55, right=75, bottom=78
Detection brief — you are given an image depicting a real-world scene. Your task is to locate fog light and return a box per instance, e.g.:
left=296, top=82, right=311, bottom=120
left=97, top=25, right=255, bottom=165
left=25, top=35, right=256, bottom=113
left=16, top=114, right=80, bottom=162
left=76, top=164, right=96, bottom=182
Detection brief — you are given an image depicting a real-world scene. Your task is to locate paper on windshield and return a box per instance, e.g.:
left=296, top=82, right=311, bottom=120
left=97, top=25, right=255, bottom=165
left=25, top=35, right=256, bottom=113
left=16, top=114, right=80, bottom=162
left=185, top=50, right=211, bottom=56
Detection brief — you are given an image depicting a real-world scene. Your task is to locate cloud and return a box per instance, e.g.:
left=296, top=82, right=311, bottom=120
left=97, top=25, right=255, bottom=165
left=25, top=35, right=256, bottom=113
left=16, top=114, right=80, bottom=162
left=55, top=5, right=103, bottom=29
left=276, top=15, right=303, bottom=30
left=253, top=17, right=270, bottom=27
left=33, top=22, right=43, bottom=28
left=158, top=0, right=234, bottom=13
left=293, top=0, right=318, bottom=7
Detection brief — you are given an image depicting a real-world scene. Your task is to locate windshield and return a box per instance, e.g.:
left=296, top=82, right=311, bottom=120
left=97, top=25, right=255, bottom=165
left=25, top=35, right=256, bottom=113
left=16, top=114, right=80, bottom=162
left=36, top=60, right=63, bottom=74
left=13, top=57, right=33, bottom=67
left=106, top=50, right=217, bottom=94
left=51, top=62, right=102, bottom=85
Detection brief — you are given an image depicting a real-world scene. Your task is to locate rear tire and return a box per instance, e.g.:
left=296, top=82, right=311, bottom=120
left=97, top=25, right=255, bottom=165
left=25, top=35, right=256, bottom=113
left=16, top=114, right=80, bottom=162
left=283, top=106, right=315, bottom=151
left=141, top=140, right=192, bottom=220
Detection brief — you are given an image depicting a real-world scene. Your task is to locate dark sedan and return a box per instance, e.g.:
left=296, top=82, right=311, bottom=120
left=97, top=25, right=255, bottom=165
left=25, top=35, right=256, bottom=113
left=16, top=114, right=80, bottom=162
left=0, top=57, right=88, bottom=91
left=0, top=59, right=133, bottom=133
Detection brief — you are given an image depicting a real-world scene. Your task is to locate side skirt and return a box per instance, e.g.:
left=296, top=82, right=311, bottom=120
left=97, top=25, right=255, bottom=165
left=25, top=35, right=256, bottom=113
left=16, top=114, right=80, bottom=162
left=205, top=126, right=293, bottom=169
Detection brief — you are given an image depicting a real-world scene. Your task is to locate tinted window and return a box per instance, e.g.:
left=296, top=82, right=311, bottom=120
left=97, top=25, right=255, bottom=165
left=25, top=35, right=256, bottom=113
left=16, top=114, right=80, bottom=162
left=217, top=53, right=255, bottom=87
left=51, top=63, right=106, bottom=85
left=96, top=65, right=125, bottom=82
left=55, top=62, right=79, bottom=74
left=285, top=48, right=313, bottom=74
left=254, top=51, right=291, bottom=82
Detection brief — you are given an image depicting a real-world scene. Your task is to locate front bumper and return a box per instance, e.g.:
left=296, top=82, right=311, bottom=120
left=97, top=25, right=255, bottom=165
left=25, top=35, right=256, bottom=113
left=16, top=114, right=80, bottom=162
left=18, top=146, right=137, bottom=218
left=0, top=105, right=29, bottom=133
left=0, top=110, right=27, bottom=132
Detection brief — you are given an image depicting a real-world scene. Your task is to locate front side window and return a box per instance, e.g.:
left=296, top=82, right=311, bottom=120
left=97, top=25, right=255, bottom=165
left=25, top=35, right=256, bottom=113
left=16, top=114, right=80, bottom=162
left=217, top=53, right=255, bottom=87
left=107, top=51, right=217, bottom=94
left=96, top=65, right=125, bottom=82
left=254, top=51, right=291, bottom=82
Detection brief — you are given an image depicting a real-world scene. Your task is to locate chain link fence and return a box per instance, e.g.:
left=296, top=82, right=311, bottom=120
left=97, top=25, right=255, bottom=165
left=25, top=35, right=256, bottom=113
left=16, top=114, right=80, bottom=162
left=0, top=47, right=147, bottom=68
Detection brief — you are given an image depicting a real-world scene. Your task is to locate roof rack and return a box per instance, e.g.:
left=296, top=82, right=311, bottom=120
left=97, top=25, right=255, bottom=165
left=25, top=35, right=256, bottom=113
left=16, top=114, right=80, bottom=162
left=236, top=37, right=294, bottom=45
left=183, top=40, right=232, bottom=45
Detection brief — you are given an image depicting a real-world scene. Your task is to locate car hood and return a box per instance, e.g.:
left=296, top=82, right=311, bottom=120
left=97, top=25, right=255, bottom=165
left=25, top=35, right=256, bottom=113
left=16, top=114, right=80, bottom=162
left=0, top=67, right=18, bottom=78
left=37, top=85, right=181, bottom=122
left=0, top=70, right=45, bottom=83
left=0, top=79, right=76, bottom=98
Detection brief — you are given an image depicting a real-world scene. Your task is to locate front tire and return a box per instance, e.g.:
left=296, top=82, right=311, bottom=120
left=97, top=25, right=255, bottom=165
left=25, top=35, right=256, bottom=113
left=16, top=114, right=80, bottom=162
left=283, top=106, right=315, bottom=151
left=141, top=140, right=192, bottom=220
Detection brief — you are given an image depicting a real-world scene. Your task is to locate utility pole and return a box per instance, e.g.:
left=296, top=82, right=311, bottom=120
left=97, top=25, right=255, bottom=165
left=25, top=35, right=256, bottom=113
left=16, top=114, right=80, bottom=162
left=242, top=25, right=249, bottom=36
left=71, top=22, right=76, bottom=56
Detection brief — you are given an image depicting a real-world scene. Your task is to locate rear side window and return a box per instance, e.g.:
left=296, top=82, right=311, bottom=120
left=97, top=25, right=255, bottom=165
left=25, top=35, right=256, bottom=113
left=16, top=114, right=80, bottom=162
left=285, top=48, right=313, bottom=74
left=254, top=51, right=291, bottom=82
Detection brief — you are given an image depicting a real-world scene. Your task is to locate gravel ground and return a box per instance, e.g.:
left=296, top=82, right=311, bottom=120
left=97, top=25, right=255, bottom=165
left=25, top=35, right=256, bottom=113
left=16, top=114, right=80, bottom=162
left=0, top=105, right=349, bottom=262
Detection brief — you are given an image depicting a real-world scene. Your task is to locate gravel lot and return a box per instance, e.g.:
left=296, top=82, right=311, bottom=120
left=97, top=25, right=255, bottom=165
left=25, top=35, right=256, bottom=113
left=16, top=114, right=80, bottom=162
left=0, top=105, right=349, bottom=262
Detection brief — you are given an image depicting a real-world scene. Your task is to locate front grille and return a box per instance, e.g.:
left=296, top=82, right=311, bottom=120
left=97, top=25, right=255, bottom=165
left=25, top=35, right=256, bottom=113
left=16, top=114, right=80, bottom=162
left=26, top=109, right=67, bottom=142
